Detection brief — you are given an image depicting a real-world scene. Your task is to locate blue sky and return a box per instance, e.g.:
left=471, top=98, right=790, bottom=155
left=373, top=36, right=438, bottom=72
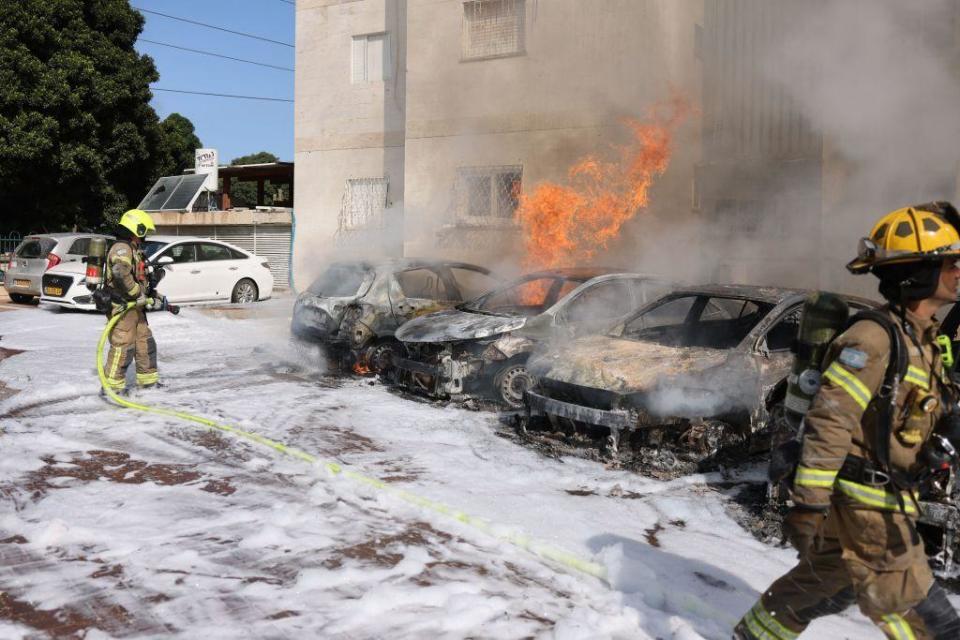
left=133, top=0, right=295, bottom=163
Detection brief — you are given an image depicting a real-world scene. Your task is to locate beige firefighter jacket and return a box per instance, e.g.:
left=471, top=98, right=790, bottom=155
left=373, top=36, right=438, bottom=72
left=106, top=240, right=147, bottom=302
left=794, top=306, right=945, bottom=513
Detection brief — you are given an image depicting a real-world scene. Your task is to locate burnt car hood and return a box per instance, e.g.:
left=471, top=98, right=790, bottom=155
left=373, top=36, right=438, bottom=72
left=529, top=335, right=759, bottom=418
left=396, top=309, right=528, bottom=343
left=529, top=335, right=729, bottom=392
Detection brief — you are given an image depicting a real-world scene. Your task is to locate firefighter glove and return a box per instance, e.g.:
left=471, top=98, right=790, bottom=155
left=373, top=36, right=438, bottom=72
left=135, top=292, right=149, bottom=308
left=148, top=296, right=169, bottom=312
left=782, top=504, right=828, bottom=557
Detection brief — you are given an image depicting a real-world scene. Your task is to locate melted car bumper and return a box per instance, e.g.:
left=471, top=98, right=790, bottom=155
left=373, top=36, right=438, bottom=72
left=524, top=389, right=634, bottom=429
left=395, top=355, right=481, bottom=396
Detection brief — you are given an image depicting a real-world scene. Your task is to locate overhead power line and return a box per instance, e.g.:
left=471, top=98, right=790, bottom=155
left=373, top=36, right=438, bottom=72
left=278, top=0, right=295, bottom=5
left=152, top=88, right=294, bottom=103
left=134, top=7, right=294, bottom=48
left=140, top=38, right=294, bottom=71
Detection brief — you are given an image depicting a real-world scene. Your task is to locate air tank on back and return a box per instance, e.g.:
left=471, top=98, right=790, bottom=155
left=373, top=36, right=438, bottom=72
left=85, top=236, right=108, bottom=290
left=783, top=292, right=850, bottom=429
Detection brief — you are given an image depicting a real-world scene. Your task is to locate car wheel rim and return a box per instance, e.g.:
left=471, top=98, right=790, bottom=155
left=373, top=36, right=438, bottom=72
left=499, top=366, right=532, bottom=408
left=237, top=283, right=255, bottom=303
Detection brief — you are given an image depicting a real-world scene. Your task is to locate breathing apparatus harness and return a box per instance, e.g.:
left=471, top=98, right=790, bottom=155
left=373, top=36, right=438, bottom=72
left=84, top=237, right=179, bottom=316
left=770, top=299, right=960, bottom=522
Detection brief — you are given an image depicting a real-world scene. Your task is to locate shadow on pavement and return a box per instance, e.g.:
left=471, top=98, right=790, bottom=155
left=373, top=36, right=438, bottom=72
left=588, top=532, right=759, bottom=640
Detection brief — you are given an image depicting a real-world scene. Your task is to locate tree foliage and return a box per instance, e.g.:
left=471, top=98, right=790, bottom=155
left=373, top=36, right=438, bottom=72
left=0, top=0, right=165, bottom=233
left=227, top=151, right=279, bottom=208
left=157, top=113, right=202, bottom=178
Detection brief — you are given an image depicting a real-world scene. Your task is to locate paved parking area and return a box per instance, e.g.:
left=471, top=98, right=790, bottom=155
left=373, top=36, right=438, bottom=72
left=0, top=288, right=39, bottom=312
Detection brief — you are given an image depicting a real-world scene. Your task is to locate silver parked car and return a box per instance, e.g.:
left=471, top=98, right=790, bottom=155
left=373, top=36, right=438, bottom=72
left=4, top=233, right=113, bottom=304
left=394, top=269, right=672, bottom=407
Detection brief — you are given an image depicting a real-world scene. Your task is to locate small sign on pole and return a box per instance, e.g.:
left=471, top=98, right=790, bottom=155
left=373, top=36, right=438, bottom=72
left=195, top=148, right=219, bottom=192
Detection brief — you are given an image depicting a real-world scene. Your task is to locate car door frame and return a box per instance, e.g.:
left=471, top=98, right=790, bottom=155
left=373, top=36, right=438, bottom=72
left=195, top=241, right=241, bottom=301
left=155, top=241, right=204, bottom=302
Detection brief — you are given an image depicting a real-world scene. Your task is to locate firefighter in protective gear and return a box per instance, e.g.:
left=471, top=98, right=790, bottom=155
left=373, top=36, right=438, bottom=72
left=735, top=202, right=960, bottom=640
left=103, top=209, right=159, bottom=392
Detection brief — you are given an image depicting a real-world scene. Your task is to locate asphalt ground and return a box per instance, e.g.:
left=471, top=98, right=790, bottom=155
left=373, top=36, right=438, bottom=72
left=0, top=288, right=40, bottom=312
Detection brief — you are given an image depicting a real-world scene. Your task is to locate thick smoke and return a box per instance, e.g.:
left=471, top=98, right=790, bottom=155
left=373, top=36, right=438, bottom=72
left=712, top=1, right=956, bottom=295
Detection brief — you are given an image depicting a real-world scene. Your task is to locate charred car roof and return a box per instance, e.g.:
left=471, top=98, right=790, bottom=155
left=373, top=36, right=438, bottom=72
left=656, top=283, right=876, bottom=308
left=326, top=258, right=493, bottom=274
left=515, top=266, right=621, bottom=280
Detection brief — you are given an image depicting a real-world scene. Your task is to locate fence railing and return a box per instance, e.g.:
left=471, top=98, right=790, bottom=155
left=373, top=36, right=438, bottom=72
left=1, top=232, right=23, bottom=254
left=0, top=232, right=22, bottom=284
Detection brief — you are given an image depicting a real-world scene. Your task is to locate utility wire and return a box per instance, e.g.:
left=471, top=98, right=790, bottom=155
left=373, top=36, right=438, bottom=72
left=152, top=88, right=294, bottom=103
left=134, top=7, right=294, bottom=48
left=139, top=38, right=294, bottom=71
left=277, top=0, right=295, bottom=5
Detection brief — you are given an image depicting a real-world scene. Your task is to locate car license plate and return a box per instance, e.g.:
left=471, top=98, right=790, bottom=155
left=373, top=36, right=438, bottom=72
left=44, top=285, right=63, bottom=296
left=13, top=279, right=31, bottom=288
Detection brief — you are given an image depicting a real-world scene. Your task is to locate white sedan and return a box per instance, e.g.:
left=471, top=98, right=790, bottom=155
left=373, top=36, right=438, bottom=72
left=40, top=235, right=274, bottom=311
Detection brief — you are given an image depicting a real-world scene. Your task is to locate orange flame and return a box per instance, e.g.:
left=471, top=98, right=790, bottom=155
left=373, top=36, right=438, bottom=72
left=515, top=97, right=689, bottom=271
left=352, top=361, right=372, bottom=375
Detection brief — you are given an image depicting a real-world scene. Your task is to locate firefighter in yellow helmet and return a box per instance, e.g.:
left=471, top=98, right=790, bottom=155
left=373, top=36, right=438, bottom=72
left=103, top=209, right=160, bottom=393
left=735, top=202, right=960, bottom=639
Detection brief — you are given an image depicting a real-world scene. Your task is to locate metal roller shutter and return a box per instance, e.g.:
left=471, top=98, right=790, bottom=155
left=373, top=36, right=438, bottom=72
left=213, top=226, right=256, bottom=254
left=250, top=226, right=291, bottom=288
left=152, top=223, right=291, bottom=289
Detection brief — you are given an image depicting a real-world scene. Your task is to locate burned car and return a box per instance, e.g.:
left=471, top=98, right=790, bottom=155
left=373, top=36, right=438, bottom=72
left=522, top=284, right=876, bottom=471
left=393, top=269, right=671, bottom=407
left=291, top=259, right=500, bottom=372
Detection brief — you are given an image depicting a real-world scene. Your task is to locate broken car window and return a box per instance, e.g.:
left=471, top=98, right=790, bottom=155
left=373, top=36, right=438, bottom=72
left=307, top=264, right=372, bottom=297
left=449, top=267, right=499, bottom=300
left=624, top=296, right=696, bottom=333
left=628, top=279, right=669, bottom=305
left=564, top=280, right=634, bottom=324
left=396, top=268, right=454, bottom=300
left=622, top=294, right=774, bottom=349
left=763, top=306, right=802, bottom=351
left=464, top=277, right=561, bottom=317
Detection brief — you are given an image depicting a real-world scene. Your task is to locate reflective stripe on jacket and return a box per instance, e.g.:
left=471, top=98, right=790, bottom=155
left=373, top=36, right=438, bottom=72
left=793, top=306, right=942, bottom=511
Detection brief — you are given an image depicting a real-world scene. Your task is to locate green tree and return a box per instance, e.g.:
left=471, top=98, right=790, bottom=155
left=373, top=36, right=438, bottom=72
left=156, top=113, right=201, bottom=178
left=0, top=0, right=163, bottom=233
left=227, top=151, right=279, bottom=208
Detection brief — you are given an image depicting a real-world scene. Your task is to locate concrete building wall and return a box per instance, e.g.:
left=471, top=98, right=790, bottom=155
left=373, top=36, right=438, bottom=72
left=294, top=0, right=406, bottom=286
left=403, top=0, right=702, bottom=269
left=294, top=0, right=702, bottom=286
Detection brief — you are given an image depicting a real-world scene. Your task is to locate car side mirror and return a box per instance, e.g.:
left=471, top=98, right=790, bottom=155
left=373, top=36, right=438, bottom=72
left=156, top=256, right=174, bottom=266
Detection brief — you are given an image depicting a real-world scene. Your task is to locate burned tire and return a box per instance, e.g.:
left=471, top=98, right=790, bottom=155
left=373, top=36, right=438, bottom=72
left=494, top=362, right=533, bottom=409
left=231, top=278, right=258, bottom=304
left=367, top=339, right=406, bottom=379
left=9, top=293, right=33, bottom=304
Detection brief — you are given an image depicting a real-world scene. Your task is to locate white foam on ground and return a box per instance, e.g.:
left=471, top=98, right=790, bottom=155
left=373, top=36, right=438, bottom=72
left=0, top=297, right=943, bottom=638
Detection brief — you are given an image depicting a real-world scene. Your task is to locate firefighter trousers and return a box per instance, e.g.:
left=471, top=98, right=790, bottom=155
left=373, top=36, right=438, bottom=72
left=104, top=307, right=158, bottom=391
left=735, top=501, right=960, bottom=639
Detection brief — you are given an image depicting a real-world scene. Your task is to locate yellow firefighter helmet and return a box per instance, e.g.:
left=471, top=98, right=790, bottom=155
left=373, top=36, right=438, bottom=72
left=118, top=209, right=156, bottom=239
left=847, top=202, right=960, bottom=274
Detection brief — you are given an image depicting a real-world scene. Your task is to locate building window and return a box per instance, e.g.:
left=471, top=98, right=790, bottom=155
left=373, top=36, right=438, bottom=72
left=336, top=177, right=389, bottom=244
left=461, top=0, right=525, bottom=61
left=351, top=33, right=391, bottom=83
left=453, top=166, right=522, bottom=224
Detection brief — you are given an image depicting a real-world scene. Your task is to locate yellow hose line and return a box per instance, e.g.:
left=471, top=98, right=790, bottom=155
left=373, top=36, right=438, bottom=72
left=97, top=305, right=608, bottom=582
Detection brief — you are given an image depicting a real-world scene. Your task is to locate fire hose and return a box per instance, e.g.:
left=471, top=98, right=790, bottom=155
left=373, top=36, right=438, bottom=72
left=96, top=303, right=608, bottom=582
